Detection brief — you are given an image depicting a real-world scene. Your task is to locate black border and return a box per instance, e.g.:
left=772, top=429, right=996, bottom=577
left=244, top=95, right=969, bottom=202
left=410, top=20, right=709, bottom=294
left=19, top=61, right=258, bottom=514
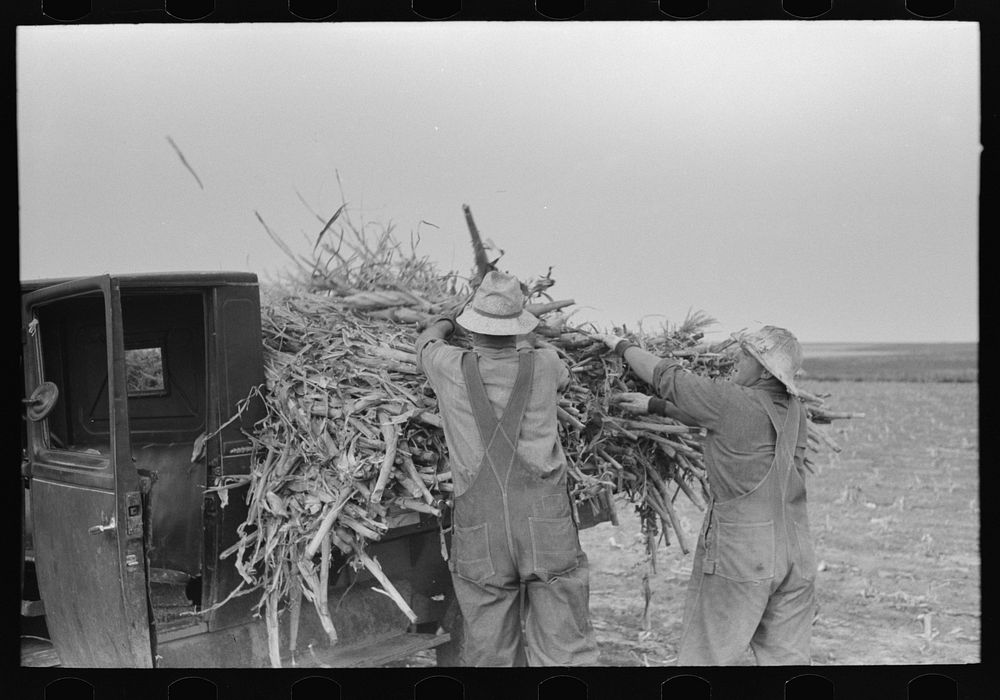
left=7, top=1, right=991, bottom=698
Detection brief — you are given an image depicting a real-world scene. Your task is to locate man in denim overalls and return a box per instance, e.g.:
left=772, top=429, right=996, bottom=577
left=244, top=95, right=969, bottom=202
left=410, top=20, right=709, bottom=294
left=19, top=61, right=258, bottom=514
left=599, top=326, right=816, bottom=665
left=417, top=271, right=599, bottom=666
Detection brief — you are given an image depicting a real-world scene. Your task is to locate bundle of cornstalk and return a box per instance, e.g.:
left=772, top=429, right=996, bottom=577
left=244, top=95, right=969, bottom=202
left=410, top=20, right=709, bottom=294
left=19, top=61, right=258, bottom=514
left=545, top=317, right=860, bottom=572
left=210, top=205, right=861, bottom=666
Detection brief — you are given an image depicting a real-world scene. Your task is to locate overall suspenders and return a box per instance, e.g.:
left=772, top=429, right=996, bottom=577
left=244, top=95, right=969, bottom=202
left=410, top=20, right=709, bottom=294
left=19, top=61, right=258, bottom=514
left=451, top=348, right=598, bottom=667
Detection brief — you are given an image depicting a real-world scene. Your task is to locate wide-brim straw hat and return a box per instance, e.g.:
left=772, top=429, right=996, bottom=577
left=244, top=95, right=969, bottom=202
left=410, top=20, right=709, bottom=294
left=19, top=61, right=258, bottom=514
left=456, top=271, right=539, bottom=336
left=733, top=325, right=804, bottom=396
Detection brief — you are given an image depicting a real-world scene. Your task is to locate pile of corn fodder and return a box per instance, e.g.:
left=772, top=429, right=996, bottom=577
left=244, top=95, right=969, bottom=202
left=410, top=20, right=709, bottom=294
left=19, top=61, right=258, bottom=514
left=209, top=208, right=860, bottom=666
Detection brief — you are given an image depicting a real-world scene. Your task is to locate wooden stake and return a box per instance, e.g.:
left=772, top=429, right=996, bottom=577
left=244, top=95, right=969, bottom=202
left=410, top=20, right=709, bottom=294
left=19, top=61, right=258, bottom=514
left=463, top=204, right=493, bottom=285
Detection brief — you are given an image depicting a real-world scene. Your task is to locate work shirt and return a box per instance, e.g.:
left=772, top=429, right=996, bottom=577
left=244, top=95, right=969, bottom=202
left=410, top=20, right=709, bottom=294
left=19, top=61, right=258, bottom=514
left=417, top=337, right=570, bottom=498
left=650, top=359, right=808, bottom=502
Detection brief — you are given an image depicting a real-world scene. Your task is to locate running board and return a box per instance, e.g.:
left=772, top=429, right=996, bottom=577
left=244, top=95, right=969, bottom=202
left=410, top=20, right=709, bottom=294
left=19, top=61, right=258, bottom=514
left=282, top=631, right=450, bottom=668
left=21, top=637, right=60, bottom=667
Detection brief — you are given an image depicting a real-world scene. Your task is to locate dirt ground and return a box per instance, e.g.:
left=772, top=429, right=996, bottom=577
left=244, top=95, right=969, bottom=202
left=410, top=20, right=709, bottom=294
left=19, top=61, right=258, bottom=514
left=580, top=380, right=980, bottom=666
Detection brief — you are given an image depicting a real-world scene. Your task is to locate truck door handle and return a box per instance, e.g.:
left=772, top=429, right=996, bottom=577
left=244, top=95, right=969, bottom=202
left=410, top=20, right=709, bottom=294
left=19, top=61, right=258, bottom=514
left=88, top=517, right=116, bottom=535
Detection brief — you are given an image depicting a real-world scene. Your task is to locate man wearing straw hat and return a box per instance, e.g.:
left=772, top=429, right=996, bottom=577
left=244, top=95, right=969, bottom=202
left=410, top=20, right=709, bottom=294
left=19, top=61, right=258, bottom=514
left=416, top=270, right=600, bottom=667
left=597, top=326, right=816, bottom=666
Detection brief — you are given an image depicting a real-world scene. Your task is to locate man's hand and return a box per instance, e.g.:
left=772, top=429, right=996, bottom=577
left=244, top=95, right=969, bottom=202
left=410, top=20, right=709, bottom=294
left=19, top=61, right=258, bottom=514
left=415, top=315, right=458, bottom=360
left=418, top=313, right=457, bottom=334
left=612, top=392, right=653, bottom=415
left=595, top=333, right=625, bottom=351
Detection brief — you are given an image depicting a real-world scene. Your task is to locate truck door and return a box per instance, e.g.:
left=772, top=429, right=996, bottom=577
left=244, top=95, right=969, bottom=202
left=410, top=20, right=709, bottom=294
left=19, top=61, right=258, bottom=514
left=22, top=275, right=153, bottom=667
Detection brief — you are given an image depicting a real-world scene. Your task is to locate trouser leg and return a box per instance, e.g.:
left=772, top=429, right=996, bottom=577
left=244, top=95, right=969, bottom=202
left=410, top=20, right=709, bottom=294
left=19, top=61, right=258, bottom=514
left=521, top=554, right=600, bottom=667
left=676, top=550, right=771, bottom=666
left=450, top=572, right=523, bottom=666
left=749, top=571, right=815, bottom=666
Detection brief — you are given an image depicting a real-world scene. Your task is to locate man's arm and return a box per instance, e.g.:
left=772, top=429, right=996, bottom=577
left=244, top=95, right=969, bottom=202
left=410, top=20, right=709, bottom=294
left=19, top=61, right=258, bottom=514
left=596, top=335, right=676, bottom=388
left=598, top=334, right=727, bottom=429
left=415, top=315, right=457, bottom=373
left=614, top=392, right=700, bottom=425
left=648, top=396, right=699, bottom=425
left=619, top=344, right=665, bottom=385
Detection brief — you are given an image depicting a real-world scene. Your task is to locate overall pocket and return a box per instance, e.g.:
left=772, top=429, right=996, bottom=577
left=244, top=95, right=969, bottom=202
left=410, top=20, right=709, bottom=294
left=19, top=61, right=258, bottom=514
left=528, top=516, right=580, bottom=578
left=714, top=520, right=775, bottom=583
left=792, top=519, right=817, bottom=582
left=452, top=522, right=495, bottom=583
left=532, top=492, right=573, bottom=519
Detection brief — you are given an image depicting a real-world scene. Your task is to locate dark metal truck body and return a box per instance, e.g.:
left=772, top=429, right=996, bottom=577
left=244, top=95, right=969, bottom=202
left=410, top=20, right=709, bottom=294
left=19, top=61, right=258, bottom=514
left=20, top=272, right=457, bottom=668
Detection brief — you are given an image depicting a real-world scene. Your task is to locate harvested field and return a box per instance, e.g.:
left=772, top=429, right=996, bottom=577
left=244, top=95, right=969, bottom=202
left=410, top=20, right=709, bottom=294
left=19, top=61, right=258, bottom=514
left=799, top=343, right=977, bottom=383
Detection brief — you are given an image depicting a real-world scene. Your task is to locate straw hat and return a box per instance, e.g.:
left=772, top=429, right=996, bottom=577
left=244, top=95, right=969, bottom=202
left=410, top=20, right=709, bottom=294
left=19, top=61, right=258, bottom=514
left=735, top=326, right=804, bottom=396
left=456, top=271, right=539, bottom=336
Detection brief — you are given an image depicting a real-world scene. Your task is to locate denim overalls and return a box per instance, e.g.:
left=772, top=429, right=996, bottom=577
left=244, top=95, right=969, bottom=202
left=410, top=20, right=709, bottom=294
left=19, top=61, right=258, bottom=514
left=448, top=349, right=599, bottom=666
left=677, top=391, right=816, bottom=665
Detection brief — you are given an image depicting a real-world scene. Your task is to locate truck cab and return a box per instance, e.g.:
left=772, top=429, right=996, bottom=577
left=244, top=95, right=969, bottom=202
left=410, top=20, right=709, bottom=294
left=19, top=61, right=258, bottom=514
left=20, top=273, right=458, bottom=667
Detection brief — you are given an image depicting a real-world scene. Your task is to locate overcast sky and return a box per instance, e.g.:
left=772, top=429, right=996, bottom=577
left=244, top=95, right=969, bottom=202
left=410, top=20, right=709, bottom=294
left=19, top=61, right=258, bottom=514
left=17, top=21, right=979, bottom=343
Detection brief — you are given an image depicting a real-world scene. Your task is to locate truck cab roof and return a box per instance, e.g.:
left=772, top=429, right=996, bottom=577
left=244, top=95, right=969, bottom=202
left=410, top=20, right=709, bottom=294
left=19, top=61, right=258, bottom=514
left=20, top=271, right=259, bottom=293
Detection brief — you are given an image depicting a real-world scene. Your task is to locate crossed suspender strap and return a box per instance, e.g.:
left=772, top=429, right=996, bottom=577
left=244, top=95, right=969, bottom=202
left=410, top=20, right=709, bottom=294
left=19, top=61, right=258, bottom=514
left=753, top=391, right=802, bottom=499
left=460, top=349, right=535, bottom=477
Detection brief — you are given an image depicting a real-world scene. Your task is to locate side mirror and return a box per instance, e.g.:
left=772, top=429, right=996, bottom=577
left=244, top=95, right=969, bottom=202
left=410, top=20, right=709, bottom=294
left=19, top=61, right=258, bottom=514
left=23, top=382, right=59, bottom=422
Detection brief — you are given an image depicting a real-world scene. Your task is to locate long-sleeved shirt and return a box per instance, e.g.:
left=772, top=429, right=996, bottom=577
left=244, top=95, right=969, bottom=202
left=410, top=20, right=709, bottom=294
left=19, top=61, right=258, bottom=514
left=416, top=337, right=570, bottom=498
left=649, top=358, right=808, bottom=502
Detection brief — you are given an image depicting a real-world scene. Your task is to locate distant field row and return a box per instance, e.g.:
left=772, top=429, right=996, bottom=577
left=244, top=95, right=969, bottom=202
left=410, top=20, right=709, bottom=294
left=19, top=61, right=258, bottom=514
left=799, top=343, right=977, bottom=382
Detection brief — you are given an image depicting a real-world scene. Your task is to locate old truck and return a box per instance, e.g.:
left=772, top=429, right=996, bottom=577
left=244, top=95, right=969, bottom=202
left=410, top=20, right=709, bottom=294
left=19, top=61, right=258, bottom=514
left=20, top=272, right=612, bottom=669
left=19, top=272, right=464, bottom=669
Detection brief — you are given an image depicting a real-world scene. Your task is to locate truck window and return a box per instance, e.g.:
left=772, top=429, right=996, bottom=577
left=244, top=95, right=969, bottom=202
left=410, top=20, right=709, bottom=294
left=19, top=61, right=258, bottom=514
left=121, top=294, right=206, bottom=442
left=31, top=293, right=112, bottom=459
left=126, top=347, right=166, bottom=396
